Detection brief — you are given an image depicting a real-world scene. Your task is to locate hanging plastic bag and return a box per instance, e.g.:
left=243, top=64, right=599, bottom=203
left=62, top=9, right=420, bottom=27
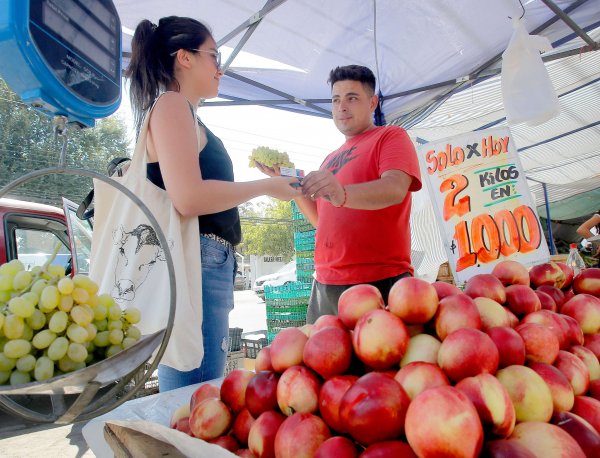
left=501, top=18, right=560, bottom=126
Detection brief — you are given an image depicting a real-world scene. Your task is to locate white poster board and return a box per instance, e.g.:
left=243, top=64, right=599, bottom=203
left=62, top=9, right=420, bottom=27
left=417, top=126, right=550, bottom=285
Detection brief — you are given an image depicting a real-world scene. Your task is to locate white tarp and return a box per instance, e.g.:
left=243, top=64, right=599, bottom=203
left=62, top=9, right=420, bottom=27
left=112, top=0, right=600, bottom=276
left=114, top=0, right=600, bottom=122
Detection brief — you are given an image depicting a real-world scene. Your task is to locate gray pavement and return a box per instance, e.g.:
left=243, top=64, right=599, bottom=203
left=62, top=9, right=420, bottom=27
left=0, top=420, right=93, bottom=458
left=0, top=290, right=266, bottom=457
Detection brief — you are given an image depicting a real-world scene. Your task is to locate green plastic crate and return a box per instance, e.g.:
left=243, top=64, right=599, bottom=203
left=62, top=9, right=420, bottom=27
left=296, top=256, right=314, bottom=271
left=267, top=319, right=308, bottom=343
left=294, top=230, right=315, bottom=251
left=266, top=304, right=308, bottom=322
left=295, top=249, right=315, bottom=259
left=297, top=270, right=314, bottom=283
left=293, top=219, right=314, bottom=233
left=264, top=281, right=312, bottom=300
left=265, top=282, right=310, bottom=342
left=291, top=200, right=305, bottom=220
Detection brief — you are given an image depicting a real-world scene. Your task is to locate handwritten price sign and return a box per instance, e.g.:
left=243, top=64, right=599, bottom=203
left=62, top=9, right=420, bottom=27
left=418, top=126, right=549, bottom=285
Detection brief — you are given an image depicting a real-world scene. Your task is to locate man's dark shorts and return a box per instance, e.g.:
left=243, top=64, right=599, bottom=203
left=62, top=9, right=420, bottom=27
left=306, top=272, right=412, bottom=324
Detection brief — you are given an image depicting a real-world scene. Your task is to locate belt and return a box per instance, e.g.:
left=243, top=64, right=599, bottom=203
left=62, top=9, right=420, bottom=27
left=201, top=233, right=234, bottom=251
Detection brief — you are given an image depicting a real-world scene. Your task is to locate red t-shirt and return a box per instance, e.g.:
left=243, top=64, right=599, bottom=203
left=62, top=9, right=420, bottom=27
left=315, top=125, right=422, bottom=285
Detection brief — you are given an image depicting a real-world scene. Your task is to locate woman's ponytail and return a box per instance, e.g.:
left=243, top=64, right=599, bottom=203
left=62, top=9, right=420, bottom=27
left=125, top=20, right=165, bottom=134
left=125, top=17, right=213, bottom=134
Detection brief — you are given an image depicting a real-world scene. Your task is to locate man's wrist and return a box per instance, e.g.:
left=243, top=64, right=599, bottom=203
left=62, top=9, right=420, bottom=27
left=336, top=186, right=347, bottom=208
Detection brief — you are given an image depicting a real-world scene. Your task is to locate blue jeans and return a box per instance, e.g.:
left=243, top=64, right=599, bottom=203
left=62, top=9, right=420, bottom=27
left=158, top=235, right=236, bottom=391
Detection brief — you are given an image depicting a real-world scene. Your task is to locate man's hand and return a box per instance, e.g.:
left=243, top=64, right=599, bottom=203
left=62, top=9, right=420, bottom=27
left=301, top=170, right=346, bottom=207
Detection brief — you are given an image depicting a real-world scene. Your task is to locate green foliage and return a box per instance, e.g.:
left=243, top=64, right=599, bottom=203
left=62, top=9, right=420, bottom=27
left=0, top=79, right=131, bottom=206
left=239, top=199, right=295, bottom=261
left=0, top=79, right=299, bottom=261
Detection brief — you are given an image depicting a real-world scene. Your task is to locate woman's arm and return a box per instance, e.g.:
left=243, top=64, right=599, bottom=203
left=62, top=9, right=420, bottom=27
left=576, top=214, right=600, bottom=239
left=147, top=93, right=300, bottom=217
left=255, top=161, right=318, bottom=227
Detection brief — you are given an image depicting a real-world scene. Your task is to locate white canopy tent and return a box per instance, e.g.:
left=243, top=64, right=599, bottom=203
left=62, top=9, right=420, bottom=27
left=114, top=0, right=600, bottom=276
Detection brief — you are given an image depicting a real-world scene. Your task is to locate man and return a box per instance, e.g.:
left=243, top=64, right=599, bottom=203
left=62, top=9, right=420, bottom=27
left=259, top=65, right=422, bottom=322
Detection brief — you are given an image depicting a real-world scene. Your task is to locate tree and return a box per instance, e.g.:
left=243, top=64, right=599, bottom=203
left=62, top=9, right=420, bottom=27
left=239, top=199, right=295, bottom=261
left=0, top=79, right=131, bottom=206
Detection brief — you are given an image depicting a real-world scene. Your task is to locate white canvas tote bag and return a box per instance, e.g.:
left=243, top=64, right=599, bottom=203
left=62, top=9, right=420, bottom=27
left=89, top=97, right=203, bottom=371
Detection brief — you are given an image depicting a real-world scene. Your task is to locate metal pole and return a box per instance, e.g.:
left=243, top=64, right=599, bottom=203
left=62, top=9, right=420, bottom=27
left=540, top=0, right=599, bottom=50
left=542, top=182, right=556, bottom=255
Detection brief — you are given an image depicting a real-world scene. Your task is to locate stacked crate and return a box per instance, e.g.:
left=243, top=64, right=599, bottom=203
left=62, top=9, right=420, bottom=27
left=225, top=327, right=245, bottom=375
left=264, top=202, right=315, bottom=343
left=292, top=200, right=316, bottom=284
left=265, top=282, right=312, bottom=342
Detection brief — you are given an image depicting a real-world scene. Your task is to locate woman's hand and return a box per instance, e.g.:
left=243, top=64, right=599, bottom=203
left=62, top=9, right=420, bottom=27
left=255, top=161, right=281, bottom=177
left=267, top=176, right=302, bottom=201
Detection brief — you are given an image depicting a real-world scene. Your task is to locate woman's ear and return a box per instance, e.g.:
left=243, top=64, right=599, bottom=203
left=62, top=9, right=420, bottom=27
left=174, top=49, right=193, bottom=69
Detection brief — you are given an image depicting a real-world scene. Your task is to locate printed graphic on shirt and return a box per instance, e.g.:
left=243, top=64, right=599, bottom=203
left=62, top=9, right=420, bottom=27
left=323, top=145, right=358, bottom=175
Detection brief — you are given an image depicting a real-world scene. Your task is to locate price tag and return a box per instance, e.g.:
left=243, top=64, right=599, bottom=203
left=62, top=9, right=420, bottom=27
left=280, top=167, right=304, bottom=188
left=417, top=126, right=550, bottom=285
left=280, top=167, right=305, bottom=178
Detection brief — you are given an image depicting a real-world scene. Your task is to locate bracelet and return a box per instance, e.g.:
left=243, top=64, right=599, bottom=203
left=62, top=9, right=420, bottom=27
left=338, top=186, right=347, bottom=208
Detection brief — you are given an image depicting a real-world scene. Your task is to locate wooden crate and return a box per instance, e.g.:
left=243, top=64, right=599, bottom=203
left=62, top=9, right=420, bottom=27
left=550, top=254, right=568, bottom=263
left=436, top=262, right=455, bottom=284
left=225, top=350, right=245, bottom=375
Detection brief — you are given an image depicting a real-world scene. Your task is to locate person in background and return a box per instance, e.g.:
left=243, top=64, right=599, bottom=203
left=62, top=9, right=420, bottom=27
left=126, top=16, right=300, bottom=390
left=257, top=65, right=421, bottom=322
left=577, top=210, right=600, bottom=266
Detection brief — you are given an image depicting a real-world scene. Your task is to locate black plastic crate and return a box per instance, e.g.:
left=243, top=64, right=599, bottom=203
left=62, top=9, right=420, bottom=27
left=242, top=337, right=269, bottom=359
left=228, top=327, right=243, bottom=351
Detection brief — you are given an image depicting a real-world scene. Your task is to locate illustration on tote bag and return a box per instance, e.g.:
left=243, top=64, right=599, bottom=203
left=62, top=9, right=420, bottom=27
left=111, top=223, right=173, bottom=304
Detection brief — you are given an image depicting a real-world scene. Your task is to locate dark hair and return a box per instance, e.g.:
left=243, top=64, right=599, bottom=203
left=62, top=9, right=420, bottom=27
left=327, top=65, right=376, bottom=95
left=125, top=16, right=213, bottom=132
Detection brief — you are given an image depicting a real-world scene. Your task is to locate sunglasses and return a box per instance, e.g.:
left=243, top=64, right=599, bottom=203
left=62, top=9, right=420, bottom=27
left=170, top=48, right=221, bottom=69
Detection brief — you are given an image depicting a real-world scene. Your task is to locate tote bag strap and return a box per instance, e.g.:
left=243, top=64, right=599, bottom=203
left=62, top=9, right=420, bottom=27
left=128, top=92, right=199, bottom=175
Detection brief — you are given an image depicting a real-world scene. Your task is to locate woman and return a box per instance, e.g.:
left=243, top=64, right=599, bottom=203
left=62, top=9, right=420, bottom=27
left=126, top=16, right=300, bottom=390
left=577, top=210, right=600, bottom=266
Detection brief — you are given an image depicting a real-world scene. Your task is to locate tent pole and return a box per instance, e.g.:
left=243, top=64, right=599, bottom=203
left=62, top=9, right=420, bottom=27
left=374, top=91, right=385, bottom=126
left=540, top=0, right=599, bottom=50
left=542, top=182, right=556, bottom=255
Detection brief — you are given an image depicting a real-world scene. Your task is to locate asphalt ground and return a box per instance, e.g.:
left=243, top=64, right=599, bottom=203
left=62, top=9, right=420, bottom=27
left=0, top=395, right=93, bottom=457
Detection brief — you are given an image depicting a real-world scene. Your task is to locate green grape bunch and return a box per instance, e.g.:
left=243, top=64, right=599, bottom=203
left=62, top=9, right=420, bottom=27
left=0, top=257, right=143, bottom=385
left=248, top=146, right=294, bottom=168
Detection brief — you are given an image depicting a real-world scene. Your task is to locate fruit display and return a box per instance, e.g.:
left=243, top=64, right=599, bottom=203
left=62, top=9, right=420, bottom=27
left=0, top=259, right=142, bottom=385
left=169, top=261, right=600, bottom=457
left=248, top=146, right=294, bottom=168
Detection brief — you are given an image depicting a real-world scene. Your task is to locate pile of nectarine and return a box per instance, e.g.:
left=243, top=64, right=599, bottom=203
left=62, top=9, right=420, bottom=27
left=169, top=262, right=600, bottom=457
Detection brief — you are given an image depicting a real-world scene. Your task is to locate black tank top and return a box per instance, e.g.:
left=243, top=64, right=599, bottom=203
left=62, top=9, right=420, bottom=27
left=146, top=119, right=242, bottom=246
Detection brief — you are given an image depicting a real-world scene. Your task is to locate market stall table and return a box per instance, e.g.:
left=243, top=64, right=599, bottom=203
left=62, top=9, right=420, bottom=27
left=82, top=379, right=236, bottom=458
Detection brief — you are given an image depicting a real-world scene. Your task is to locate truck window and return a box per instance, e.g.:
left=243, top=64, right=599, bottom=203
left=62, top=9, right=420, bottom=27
left=16, top=228, right=71, bottom=270
left=62, top=199, right=93, bottom=275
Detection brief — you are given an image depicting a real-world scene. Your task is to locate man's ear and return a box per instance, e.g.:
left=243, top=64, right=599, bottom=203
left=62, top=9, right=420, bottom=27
left=370, top=94, right=379, bottom=112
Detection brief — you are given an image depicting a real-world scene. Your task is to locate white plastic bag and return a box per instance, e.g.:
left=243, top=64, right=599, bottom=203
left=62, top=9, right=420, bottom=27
left=501, top=18, right=560, bottom=126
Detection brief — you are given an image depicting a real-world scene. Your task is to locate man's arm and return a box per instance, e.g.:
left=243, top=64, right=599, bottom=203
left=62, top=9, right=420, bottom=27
left=294, top=196, right=318, bottom=227
left=301, top=169, right=414, bottom=210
